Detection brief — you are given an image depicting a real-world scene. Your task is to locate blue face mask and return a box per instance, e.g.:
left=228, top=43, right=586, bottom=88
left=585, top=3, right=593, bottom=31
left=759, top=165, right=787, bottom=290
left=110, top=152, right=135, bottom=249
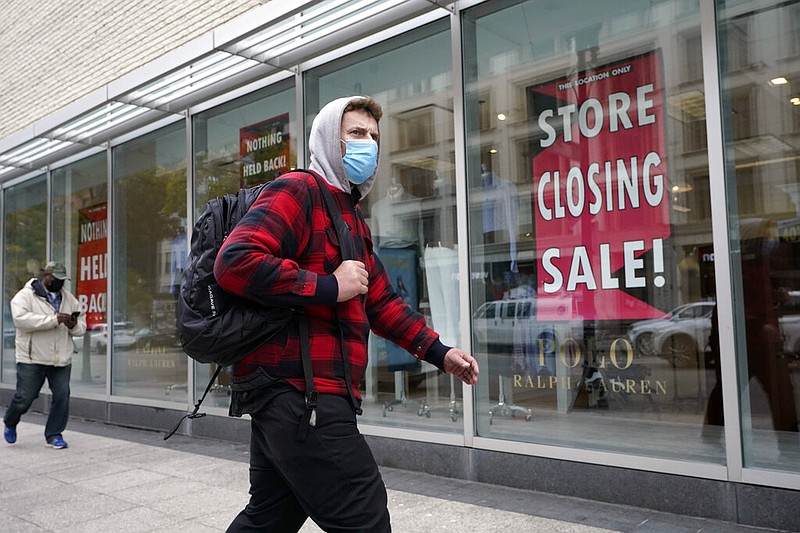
left=341, top=139, right=378, bottom=185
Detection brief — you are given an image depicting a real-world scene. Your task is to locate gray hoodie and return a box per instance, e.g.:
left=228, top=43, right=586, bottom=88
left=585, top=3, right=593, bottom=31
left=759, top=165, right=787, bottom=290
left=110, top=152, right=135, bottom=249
left=308, top=96, right=379, bottom=198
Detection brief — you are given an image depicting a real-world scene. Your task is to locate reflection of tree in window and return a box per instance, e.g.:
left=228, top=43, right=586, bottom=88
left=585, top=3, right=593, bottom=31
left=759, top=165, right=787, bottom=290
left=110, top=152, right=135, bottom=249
left=3, top=179, right=47, bottom=305
left=117, top=167, right=186, bottom=325
left=194, top=153, right=241, bottom=208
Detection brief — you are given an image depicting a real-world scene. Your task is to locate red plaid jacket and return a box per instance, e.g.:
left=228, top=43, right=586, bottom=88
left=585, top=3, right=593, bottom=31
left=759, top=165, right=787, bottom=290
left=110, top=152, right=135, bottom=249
left=214, top=170, right=447, bottom=401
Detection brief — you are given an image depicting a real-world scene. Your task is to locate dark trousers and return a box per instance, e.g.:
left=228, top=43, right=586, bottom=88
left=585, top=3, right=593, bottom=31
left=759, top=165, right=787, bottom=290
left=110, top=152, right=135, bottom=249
left=227, top=391, right=391, bottom=533
left=3, top=363, right=71, bottom=442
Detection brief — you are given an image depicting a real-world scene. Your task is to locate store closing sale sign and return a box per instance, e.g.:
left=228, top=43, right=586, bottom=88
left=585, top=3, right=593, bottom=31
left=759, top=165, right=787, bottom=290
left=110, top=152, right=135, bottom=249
left=531, top=51, right=670, bottom=321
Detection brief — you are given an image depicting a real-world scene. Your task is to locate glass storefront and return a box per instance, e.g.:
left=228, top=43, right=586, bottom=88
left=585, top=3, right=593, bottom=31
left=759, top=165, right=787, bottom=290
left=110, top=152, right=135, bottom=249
left=464, top=0, right=722, bottom=463
left=52, top=153, right=108, bottom=396
left=718, top=0, right=800, bottom=472
left=1, top=175, right=47, bottom=383
left=192, top=81, right=297, bottom=408
left=1, top=0, right=799, bottom=504
left=306, top=20, right=461, bottom=431
left=111, top=122, right=187, bottom=401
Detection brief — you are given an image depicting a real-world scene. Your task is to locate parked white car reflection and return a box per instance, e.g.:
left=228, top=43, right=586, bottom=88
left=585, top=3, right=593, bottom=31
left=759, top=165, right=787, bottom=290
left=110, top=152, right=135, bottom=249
left=473, top=297, right=583, bottom=375
left=627, top=302, right=715, bottom=362
left=630, top=296, right=800, bottom=367
left=133, top=326, right=178, bottom=350
left=73, top=322, right=137, bottom=352
left=649, top=302, right=715, bottom=367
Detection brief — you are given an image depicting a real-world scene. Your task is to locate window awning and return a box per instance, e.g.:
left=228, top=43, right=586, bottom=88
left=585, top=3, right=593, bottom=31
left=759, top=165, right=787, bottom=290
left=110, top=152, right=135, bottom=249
left=0, top=0, right=453, bottom=181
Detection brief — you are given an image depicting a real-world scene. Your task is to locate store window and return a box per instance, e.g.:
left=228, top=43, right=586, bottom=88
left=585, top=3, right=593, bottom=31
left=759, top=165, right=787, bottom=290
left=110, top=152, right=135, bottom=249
left=305, top=20, right=461, bottom=431
left=52, top=153, right=108, bottom=395
left=2, top=175, right=47, bottom=383
left=192, top=82, right=296, bottom=407
left=464, top=0, right=722, bottom=462
left=111, top=123, right=187, bottom=401
left=718, top=0, right=800, bottom=472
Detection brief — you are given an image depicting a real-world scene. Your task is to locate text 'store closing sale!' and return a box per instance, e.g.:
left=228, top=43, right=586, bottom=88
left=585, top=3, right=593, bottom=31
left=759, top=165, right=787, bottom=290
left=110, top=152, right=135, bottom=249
left=531, top=50, right=671, bottom=321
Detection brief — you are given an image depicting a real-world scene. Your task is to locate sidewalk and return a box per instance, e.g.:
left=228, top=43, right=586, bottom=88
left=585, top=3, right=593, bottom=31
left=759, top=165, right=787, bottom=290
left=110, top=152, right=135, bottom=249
left=0, top=413, right=794, bottom=532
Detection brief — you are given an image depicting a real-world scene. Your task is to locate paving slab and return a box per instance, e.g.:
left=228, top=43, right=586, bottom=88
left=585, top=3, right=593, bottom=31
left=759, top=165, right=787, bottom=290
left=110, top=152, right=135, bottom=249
left=0, top=413, right=795, bottom=533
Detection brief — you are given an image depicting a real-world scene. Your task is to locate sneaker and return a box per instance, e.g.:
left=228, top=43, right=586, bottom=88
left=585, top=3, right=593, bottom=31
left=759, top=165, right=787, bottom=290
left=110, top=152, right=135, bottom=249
left=3, top=426, right=16, bottom=444
left=47, top=436, right=68, bottom=449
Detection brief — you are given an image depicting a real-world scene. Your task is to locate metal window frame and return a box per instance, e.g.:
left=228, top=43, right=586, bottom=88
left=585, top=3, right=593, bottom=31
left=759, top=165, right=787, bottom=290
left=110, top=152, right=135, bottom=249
left=450, top=2, right=476, bottom=447
left=701, top=0, right=744, bottom=482
left=704, top=0, right=800, bottom=491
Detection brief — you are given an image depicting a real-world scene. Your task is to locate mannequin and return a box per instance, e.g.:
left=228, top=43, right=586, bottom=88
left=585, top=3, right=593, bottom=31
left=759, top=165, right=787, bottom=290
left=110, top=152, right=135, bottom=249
left=423, top=173, right=459, bottom=346
left=481, top=167, right=519, bottom=273
left=478, top=166, right=530, bottom=422
left=422, top=172, right=460, bottom=420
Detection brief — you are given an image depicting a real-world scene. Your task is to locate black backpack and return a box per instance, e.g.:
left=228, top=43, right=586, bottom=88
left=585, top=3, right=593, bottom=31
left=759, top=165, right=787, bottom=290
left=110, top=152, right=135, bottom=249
left=176, top=181, right=290, bottom=367
left=166, top=170, right=354, bottom=440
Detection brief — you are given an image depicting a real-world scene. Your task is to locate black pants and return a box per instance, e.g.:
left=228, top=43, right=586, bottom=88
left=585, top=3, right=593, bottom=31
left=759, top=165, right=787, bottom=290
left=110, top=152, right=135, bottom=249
left=227, top=391, right=391, bottom=532
left=4, top=363, right=71, bottom=442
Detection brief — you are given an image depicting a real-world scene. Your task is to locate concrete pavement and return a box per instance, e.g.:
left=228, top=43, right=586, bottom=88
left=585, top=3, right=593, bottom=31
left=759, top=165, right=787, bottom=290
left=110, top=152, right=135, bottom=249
left=0, top=412, right=794, bottom=532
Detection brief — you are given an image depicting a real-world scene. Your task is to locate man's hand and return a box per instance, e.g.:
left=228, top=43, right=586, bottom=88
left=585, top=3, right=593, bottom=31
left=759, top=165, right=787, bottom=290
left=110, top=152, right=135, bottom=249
left=333, top=260, right=369, bottom=302
left=443, top=348, right=479, bottom=385
left=57, top=313, right=77, bottom=329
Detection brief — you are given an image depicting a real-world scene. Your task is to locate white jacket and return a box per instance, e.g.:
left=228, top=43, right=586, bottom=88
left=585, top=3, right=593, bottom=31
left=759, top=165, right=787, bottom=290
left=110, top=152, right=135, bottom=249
left=10, top=278, right=87, bottom=366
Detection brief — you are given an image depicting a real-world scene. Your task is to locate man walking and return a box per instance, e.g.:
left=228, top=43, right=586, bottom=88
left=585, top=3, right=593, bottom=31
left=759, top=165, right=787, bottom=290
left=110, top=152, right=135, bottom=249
left=215, top=96, right=479, bottom=532
left=3, top=261, right=86, bottom=449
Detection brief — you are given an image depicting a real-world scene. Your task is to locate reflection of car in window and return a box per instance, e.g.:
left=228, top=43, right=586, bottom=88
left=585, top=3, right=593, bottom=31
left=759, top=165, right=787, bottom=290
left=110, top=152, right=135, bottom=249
left=628, top=302, right=715, bottom=367
left=133, top=326, right=177, bottom=351
left=473, top=297, right=582, bottom=352
left=629, top=294, right=800, bottom=367
left=652, top=302, right=716, bottom=367
left=73, top=322, right=137, bottom=352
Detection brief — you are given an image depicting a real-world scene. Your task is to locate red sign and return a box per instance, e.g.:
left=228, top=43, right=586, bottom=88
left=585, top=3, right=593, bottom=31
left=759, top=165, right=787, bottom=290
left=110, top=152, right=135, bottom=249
left=240, top=113, right=291, bottom=188
left=76, top=203, right=107, bottom=329
left=531, top=51, right=670, bottom=321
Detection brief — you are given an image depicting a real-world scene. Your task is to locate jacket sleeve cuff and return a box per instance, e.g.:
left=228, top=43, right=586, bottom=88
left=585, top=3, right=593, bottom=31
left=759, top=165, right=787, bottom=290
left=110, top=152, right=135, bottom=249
left=424, top=338, right=450, bottom=371
left=315, top=274, right=338, bottom=305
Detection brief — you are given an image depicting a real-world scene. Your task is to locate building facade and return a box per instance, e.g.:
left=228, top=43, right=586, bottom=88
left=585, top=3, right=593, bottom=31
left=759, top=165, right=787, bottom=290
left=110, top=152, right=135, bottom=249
left=0, top=0, right=799, bottom=528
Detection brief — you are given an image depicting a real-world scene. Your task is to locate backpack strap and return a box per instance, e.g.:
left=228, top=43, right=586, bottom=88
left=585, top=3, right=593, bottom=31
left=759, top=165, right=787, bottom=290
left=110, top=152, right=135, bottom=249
left=296, top=171, right=356, bottom=440
left=310, top=174, right=356, bottom=260
left=304, top=172, right=363, bottom=417
left=164, top=364, right=222, bottom=440
left=295, top=312, right=316, bottom=441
